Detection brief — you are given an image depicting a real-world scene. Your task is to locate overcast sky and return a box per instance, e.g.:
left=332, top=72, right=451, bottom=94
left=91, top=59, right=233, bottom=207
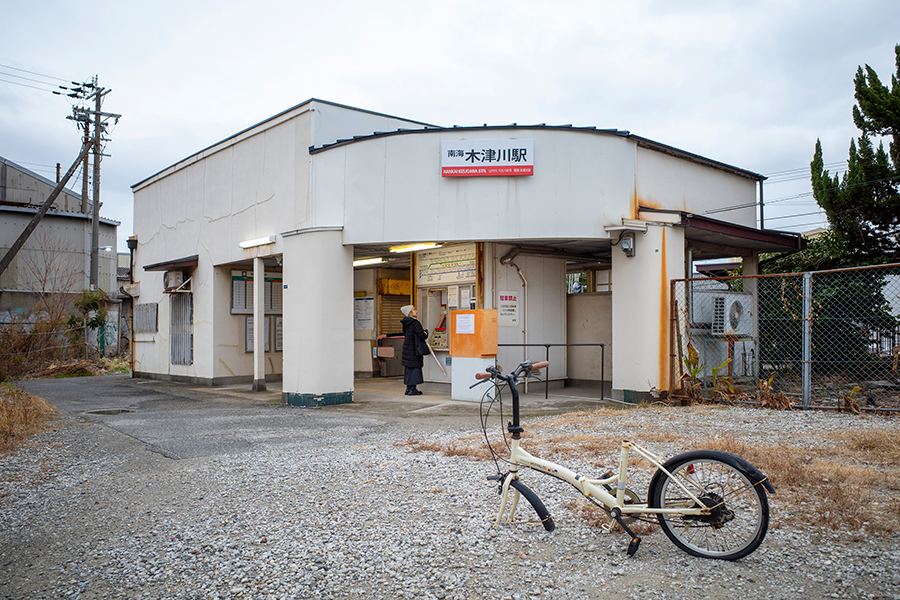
left=2, top=0, right=898, bottom=252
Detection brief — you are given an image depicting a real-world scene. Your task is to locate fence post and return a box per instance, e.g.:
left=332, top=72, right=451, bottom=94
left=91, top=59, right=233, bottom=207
left=802, top=272, right=812, bottom=409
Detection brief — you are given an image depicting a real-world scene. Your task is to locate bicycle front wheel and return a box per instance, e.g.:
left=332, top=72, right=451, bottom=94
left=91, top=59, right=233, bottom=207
left=648, top=450, right=769, bottom=560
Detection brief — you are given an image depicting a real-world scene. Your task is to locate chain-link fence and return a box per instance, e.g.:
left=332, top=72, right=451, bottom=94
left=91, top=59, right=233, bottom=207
left=671, top=263, right=900, bottom=410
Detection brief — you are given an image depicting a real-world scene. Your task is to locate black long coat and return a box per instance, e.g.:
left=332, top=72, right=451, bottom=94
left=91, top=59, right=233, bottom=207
left=401, top=316, right=427, bottom=368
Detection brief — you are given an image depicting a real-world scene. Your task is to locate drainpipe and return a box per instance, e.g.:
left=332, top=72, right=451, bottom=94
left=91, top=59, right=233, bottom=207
left=127, top=236, right=137, bottom=375
left=500, top=247, right=528, bottom=390
left=513, top=262, right=528, bottom=392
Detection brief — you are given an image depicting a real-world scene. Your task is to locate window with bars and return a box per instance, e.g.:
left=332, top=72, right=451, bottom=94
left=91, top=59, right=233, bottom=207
left=170, top=294, right=193, bottom=365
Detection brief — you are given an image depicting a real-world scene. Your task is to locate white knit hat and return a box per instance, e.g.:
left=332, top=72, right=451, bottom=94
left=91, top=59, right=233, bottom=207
left=400, top=305, right=414, bottom=317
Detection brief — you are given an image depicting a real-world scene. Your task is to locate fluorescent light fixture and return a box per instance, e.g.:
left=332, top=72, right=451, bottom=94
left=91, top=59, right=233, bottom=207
left=353, top=257, right=385, bottom=267
left=390, top=242, right=442, bottom=254
left=239, top=235, right=276, bottom=249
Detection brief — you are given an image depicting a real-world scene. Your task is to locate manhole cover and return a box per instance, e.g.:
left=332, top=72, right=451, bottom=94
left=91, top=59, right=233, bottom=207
left=87, top=409, right=136, bottom=415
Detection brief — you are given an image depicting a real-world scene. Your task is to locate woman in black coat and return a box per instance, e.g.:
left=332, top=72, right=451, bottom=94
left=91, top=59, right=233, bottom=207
left=400, top=305, right=428, bottom=395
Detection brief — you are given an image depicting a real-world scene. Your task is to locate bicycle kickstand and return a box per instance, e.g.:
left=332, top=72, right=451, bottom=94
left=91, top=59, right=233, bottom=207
left=609, top=507, right=642, bottom=557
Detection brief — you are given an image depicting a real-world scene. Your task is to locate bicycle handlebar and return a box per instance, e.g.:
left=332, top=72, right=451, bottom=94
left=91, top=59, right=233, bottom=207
left=475, top=372, right=492, bottom=380
left=531, top=361, right=549, bottom=370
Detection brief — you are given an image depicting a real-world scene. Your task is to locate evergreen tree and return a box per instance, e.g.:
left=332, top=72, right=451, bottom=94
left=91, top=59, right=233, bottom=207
left=810, top=44, right=900, bottom=265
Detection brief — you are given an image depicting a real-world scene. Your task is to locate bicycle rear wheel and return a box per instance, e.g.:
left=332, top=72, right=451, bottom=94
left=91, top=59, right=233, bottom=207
left=648, top=450, right=768, bottom=560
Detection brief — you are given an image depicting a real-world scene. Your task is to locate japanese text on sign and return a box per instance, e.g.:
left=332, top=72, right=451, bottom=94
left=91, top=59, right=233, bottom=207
left=498, top=291, right=520, bottom=327
left=441, top=139, right=534, bottom=177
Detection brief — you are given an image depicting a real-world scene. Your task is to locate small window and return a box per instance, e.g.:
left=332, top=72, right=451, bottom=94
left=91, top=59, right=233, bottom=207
left=134, top=303, right=158, bottom=333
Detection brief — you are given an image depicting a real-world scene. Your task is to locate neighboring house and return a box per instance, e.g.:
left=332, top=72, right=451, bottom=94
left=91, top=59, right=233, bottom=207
left=0, top=155, right=118, bottom=348
left=130, top=99, right=804, bottom=404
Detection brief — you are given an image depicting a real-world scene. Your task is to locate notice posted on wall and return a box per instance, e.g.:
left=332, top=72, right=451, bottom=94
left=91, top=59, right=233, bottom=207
left=498, top=291, right=519, bottom=327
left=455, top=313, right=475, bottom=335
left=354, top=297, right=374, bottom=331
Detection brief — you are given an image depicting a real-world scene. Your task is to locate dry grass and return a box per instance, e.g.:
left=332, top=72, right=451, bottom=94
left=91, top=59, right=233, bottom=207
left=401, top=407, right=900, bottom=536
left=0, top=383, right=58, bottom=454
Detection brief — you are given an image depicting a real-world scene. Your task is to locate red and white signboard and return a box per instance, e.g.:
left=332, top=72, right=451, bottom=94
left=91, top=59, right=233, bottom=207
left=441, top=139, right=534, bottom=177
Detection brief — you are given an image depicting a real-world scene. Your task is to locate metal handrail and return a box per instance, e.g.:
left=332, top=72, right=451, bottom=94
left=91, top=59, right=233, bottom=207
left=497, top=343, right=606, bottom=400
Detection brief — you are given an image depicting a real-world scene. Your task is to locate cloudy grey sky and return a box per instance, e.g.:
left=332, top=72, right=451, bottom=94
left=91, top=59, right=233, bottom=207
left=2, top=0, right=898, bottom=251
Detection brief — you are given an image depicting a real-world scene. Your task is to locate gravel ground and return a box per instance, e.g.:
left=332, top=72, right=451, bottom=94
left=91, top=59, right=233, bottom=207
left=1, top=404, right=899, bottom=600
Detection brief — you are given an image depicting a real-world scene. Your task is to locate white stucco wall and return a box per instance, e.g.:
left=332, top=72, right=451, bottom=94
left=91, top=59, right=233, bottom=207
left=316, top=129, right=637, bottom=245
left=281, top=228, right=354, bottom=400
left=610, top=219, right=685, bottom=395
left=492, top=247, right=568, bottom=378
left=635, top=147, right=758, bottom=226
left=567, top=292, right=612, bottom=383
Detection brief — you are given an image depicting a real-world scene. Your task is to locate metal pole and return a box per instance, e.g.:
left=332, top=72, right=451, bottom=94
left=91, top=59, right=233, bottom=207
left=600, top=344, right=605, bottom=401
left=759, top=180, right=765, bottom=229
left=545, top=344, right=550, bottom=399
left=802, top=272, right=812, bottom=409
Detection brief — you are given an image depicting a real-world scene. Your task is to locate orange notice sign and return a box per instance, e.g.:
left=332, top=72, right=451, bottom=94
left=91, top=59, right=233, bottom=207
left=448, top=309, right=498, bottom=358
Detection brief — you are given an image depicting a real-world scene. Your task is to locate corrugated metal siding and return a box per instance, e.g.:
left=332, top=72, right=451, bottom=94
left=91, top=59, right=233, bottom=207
left=134, top=302, right=158, bottom=333
left=380, top=295, right=409, bottom=335
left=170, top=293, right=193, bottom=365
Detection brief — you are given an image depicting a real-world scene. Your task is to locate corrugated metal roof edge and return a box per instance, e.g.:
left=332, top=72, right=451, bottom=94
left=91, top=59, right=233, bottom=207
left=0, top=204, right=120, bottom=226
left=131, top=99, right=437, bottom=191
left=0, top=155, right=84, bottom=199
left=308, top=125, right=766, bottom=182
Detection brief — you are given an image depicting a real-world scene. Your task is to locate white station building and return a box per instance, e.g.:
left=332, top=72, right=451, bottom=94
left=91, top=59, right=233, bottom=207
left=130, top=99, right=803, bottom=405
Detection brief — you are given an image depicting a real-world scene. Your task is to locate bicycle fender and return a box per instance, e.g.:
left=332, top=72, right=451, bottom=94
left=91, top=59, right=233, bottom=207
left=649, top=450, right=775, bottom=497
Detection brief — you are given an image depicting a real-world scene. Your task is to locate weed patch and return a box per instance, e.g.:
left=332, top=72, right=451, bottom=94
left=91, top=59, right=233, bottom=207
left=0, top=384, right=58, bottom=453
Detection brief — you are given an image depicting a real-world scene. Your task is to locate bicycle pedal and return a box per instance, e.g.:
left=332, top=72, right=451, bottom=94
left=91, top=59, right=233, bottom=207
left=487, top=475, right=501, bottom=481
left=626, top=537, right=641, bottom=557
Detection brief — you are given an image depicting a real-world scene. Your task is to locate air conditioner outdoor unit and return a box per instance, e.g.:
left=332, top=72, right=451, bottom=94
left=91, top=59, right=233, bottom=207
left=711, top=293, right=752, bottom=337
left=164, top=271, right=184, bottom=290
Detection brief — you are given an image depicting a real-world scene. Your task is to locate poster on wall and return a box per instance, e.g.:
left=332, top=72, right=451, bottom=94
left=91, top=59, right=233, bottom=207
left=447, top=286, right=459, bottom=308
left=354, top=297, right=374, bottom=330
left=231, top=271, right=284, bottom=315
left=275, top=316, right=283, bottom=352
left=416, top=244, right=477, bottom=285
left=498, top=291, right=520, bottom=327
left=245, top=316, right=271, bottom=352
left=455, top=313, right=475, bottom=335
left=441, top=140, right=534, bottom=177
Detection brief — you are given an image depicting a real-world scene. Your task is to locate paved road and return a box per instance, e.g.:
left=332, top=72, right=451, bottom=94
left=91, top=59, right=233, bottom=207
left=16, top=374, right=606, bottom=460
left=16, top=375, right=390, bottom=460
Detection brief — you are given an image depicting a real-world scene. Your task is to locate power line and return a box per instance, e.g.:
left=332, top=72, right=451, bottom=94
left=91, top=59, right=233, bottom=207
left=0, top=77, right=58, bottom=94
left=0, top=63, right=73, bottom=83
left=763, top=210, right=825, bottom=222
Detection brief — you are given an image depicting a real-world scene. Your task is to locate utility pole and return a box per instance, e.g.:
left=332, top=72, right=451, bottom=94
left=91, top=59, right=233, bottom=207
left=66, top=76, right=120, bottom=291
left=81, top=120, right=90, bottom=213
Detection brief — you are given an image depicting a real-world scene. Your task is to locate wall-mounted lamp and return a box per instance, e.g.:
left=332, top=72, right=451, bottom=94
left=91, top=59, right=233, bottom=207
left=353, top=257, right=385, bottom=267
left=620, top=231, right=636, bottom=257
left=390, top=242, right=442, bottom=254
left=239, top=235, right=276, bottom=249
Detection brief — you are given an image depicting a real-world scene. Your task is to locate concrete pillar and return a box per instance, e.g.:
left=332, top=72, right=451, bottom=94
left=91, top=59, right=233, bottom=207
left=610, top=221, right=684, bottom=401
left=252, top=256, right=267, bottom=391
left=282, top=227, right=354, bottom=406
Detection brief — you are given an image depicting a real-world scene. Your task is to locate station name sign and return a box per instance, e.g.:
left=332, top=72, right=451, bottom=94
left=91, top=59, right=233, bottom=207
left=441, top=139, right=534, bottom=177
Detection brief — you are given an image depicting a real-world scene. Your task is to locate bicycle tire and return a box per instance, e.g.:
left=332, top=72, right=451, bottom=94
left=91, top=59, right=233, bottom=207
left=647, top=450, right=768, bottom=560
left=509, top=479, right=556, bottom=532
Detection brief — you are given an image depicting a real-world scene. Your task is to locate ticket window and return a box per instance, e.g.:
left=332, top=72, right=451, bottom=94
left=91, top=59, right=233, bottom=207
left=420, top=284, right=476, bottom=350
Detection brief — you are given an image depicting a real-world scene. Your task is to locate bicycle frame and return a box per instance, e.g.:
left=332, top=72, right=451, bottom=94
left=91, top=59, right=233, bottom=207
left=481, top=362, right=711, bottom=528
left=496, top=437, right=709, bottom=527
